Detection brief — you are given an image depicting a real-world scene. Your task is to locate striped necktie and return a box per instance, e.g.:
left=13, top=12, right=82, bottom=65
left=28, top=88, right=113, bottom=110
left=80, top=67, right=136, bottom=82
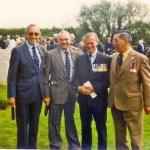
left=65, top=51, right=71, bottom=80
left=32, top=46, right=39, bottom=73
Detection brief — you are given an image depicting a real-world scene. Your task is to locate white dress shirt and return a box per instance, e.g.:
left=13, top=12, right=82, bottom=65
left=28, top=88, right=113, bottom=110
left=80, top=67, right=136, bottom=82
left=88, top=49, right=98, bottom=64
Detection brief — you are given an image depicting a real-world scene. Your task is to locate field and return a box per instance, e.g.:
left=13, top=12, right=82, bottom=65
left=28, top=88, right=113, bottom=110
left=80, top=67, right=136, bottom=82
left=0, top=86, right=150, bottom=149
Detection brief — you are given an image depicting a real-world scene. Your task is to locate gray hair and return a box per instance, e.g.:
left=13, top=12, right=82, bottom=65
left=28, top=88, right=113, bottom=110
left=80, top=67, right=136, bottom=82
left=25, top=24, right=41, bottom=34
left=116, top=32, right=132, bottom=43
left=57, top=30, right=71, bottom=39
left=82, top=32, right=99, bottom=43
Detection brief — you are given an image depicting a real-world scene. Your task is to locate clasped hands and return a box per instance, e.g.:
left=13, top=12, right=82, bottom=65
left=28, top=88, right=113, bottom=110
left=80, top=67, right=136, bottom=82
left=78, top=85, right=94, bottom=95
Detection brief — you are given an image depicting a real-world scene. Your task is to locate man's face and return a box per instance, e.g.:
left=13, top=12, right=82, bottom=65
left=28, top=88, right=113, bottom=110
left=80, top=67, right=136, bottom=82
left=25, top=26, right=41, bottom=45
left=84, top=37, right=98, bottom=54
left=113, top=34, right=128, bottom=53
left=57, top=34, right=71, bottom=49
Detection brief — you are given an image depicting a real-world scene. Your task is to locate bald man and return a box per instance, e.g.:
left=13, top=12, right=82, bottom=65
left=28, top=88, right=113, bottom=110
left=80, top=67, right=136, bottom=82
left=44, top=31, right=80, bottom=150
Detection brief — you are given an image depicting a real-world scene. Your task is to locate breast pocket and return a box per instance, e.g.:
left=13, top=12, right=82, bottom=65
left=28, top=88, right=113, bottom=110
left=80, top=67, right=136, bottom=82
left=127, top=71, right=139, bottom=83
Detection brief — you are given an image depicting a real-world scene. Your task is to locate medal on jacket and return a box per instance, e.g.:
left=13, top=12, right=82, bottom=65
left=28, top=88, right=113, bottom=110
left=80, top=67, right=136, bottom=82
left=130, top=57, right=137, bottom=73
left=92, top=64, right=107, bottom=72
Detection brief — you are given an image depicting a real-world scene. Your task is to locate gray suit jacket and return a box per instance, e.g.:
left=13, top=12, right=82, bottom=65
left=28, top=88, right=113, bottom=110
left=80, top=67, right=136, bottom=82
left=44, top=47, right=81, bottom=104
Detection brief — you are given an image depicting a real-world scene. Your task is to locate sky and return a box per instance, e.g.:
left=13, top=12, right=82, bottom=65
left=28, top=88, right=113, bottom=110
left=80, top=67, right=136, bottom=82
left=0, top=0, right=98, bottom=28
left=0, top=0, right=150, bottom=28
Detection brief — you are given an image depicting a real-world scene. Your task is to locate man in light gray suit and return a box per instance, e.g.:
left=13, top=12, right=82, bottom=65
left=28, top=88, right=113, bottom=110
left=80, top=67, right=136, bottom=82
left=44, top=31, right=80, bottom=150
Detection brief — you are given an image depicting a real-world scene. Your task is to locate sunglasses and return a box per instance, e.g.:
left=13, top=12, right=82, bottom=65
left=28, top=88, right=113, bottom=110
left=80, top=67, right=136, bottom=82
left=28, top=32, right=40, bottom=36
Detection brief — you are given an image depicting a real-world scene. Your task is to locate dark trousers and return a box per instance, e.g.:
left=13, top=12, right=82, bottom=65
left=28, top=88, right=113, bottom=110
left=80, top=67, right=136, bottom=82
left=49, top=98, right=80, bottom=150
left=16, top=98, right=42, bottom=149
left=79, top=97, right=107, bottom=150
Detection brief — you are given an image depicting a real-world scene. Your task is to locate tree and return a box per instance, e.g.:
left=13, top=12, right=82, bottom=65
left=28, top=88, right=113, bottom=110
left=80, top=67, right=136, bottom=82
left=79, top=0, right=150, bottom=42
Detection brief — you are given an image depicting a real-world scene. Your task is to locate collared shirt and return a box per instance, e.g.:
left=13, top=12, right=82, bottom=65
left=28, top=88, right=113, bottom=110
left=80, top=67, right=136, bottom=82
left=26, top=41, right=42, bottom=66
left=88, top=49, right=98, bottom=64
left=122, top=48, right=132, bottom=63
left=60, top=48, right=73, bottom=80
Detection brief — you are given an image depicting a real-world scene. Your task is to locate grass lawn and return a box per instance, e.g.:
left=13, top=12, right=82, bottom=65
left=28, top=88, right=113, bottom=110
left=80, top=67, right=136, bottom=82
left=0, top=86, right=150, bottom=149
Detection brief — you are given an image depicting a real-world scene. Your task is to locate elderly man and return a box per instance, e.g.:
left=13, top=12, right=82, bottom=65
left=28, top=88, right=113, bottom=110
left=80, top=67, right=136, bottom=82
left=7, top=24, right=48, bottom=149
left=74, top=32, right=111, bottom=150
left=44, top=30, right=80, bottom=150
left=109, top=31, right=150, bottom=150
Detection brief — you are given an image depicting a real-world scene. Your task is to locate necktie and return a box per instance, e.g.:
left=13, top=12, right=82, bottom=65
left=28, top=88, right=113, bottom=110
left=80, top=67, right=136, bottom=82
left=65, top=51, right=71, bottom=80
left=117, top=54, right=123, bottom=66
left=32, top=46, right=39, bottom=73
left=89, top=53, right=92, bottom=64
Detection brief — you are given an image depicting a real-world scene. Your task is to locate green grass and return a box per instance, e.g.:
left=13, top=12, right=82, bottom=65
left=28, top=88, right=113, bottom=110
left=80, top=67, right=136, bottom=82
left=0, top=86, right=150, bottom=149
left=0, top=85, right=7, bottom=101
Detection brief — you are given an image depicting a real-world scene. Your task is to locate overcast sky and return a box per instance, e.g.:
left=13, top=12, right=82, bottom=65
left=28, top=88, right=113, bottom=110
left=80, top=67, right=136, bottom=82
left=0, top=0, right=98, bottom=28
left=0, top=0, right=150, bottom=28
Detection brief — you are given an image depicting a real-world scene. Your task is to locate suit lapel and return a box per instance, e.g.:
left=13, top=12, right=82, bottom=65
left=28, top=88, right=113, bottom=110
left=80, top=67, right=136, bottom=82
left=70, top=48, right=76, bottom=66
left=23, top=43, right=37, bottom=71
left=93, top=51, right=103, bottom=64
left=37, top=45, right=44, bottom=70
left=117, top=50, right=134, bottom=79
left=56, top=48, right=67, bottom=76
left=85, top=53, right=92, bottom=77
left=111, top=53, right=119, bottom=78
left=37, top=46, right=44, bottom=61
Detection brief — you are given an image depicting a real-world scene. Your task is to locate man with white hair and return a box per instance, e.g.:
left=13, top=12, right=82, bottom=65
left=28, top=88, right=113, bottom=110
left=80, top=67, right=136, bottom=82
left=74, top=32, right=111, bottom=150
left=44, top=30, right=81, bottom=150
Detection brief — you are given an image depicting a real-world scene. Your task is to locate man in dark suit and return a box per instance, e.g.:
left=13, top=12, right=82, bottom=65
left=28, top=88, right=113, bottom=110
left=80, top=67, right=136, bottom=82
left=74, top=32, right=111, bottom=150
left=44, top=31, right=80, bottom=150
left=7, top=24, right=48, bottom=149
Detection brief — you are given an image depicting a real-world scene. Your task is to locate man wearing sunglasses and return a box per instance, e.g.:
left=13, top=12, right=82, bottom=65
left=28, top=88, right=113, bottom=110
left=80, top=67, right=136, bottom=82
left=7, top=24, right=48, bottom=149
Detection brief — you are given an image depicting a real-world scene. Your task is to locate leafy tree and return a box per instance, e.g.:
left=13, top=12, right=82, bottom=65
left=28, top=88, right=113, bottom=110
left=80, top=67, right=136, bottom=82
left=79, top=0, right=150, bottom=42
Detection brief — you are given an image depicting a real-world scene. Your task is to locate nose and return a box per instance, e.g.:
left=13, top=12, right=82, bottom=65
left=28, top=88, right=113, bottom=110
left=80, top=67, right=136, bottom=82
left=87, top=44, right=92, bottom=48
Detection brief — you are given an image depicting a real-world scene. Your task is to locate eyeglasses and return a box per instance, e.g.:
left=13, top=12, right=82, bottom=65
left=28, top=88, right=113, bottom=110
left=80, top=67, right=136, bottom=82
left=28, top=32, right=40, bottom=36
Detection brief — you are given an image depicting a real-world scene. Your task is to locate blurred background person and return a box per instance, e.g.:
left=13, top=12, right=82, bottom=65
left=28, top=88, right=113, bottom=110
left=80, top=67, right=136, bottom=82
left=5, top=35, right=11, bottom=48
left=136, top=38, right=145, bottom=54
left=104, top=37, right=114, bottom=56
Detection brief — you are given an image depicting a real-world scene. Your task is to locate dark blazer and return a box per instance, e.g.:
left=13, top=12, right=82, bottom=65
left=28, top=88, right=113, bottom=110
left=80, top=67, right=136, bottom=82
left=74, top=51, right=111, bottom=104
left=7, top=43, right=45, bottom=103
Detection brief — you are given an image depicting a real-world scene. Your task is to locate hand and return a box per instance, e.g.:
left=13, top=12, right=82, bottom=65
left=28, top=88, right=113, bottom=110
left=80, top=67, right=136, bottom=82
left=43, top=97, right=51, bottom=106
left=78, top=86, right=93, bottom=95
left=8, top=97, right=16, bottom=106
left=144, top=106, right=150, bottom=114
left=83, top=85, right=94, bottom=92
